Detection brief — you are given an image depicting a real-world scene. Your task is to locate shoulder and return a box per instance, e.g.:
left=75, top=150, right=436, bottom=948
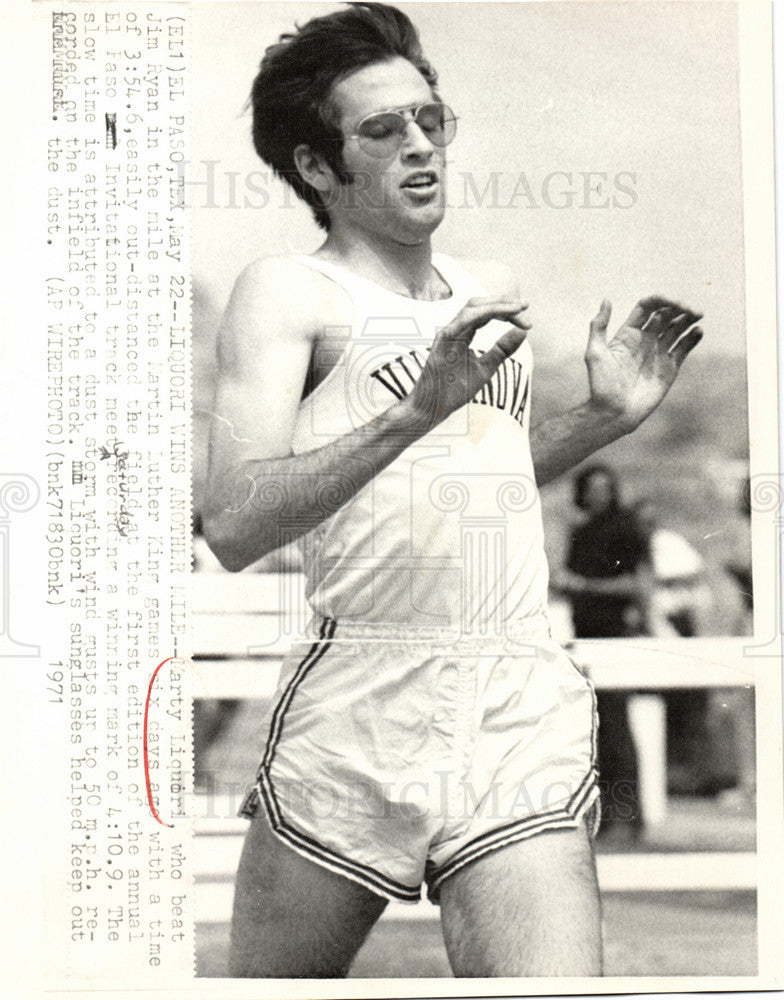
left=219, top=255, right=352, bottom=354
left=448, top=256, right=520, bottom=299
left=229, top=255, right=351, bottom=319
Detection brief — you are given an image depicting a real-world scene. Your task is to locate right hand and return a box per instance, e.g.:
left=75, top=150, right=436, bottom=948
left=406, top=297, right=530, bottom=429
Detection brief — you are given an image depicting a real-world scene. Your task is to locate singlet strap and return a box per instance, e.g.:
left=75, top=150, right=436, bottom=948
left=291, top=253, right=478, bottom=307
left=290, top=254, right=372, bottom=298
left=430, top=252, right=487, bottom=299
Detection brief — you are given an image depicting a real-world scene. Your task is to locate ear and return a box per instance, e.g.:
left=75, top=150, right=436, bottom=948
left=293, top=144, right=335, bottom=193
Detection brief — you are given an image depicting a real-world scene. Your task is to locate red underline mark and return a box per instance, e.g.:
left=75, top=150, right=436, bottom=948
left=143, top=656, right=188, bottom=828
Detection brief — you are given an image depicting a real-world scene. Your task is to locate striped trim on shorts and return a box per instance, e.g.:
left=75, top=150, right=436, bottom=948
left=239, top=618, right=599, bottom=905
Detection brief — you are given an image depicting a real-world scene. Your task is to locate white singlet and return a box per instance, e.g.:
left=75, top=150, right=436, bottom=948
left=291, top=252, right=550, bottom=637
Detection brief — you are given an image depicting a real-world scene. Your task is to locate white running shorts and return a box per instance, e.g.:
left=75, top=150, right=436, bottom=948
left=239, top=617, right=600, bottom=903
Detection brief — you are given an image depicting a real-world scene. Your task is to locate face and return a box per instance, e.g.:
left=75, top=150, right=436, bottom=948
left=583, top=472, right=616, bottom=514
left=324, top=57, right=449, bottom=245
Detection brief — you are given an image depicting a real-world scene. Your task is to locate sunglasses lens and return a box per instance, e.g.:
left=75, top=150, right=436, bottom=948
left=357, top=113, right=404, bottom=157
left=355, top=103, right=458, bottom=157
left=417, top=103, right=457, bottom=146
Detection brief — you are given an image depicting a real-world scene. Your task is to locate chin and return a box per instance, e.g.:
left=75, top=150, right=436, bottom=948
left=398, top=208, right=446, bottom=244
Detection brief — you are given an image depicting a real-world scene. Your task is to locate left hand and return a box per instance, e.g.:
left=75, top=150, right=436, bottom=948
left=584, top=296, right=703, bottom=432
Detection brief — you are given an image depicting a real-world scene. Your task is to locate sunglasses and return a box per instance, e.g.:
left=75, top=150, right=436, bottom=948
left=345, top=101, right=458, bottom=158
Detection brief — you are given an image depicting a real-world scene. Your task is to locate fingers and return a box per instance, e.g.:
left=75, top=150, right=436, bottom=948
left=668, top=325, right=703, bottom=365
left=641, top=304, right=680, bottom=334
left=624, top=295, right=674, bottom=329
left=478, top=325, right=529, bottom=375
left=444, top=297, right=530, bottom=344
left=633, top=294, right=703, bottom=362
left=657, top=310, right=703, bottom=348
left=628, top=295, right=703, bottom=336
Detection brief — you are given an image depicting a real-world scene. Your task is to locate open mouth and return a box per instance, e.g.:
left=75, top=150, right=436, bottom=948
left=401, top=170, right=439, bottom=192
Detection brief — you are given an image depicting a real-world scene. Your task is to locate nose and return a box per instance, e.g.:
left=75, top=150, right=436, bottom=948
left=400, top=119, right=436, bottom=158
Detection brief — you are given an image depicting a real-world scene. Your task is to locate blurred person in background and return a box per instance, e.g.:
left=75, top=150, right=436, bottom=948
left=633, top=500, right=719, bottom=797
left=554, top=464, right=652, bottom=841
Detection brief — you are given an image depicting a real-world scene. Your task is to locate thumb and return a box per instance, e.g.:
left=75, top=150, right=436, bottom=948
left=589, top=299, right=612, bottom=338
left=479, top=325, right=528, bottom=376
left=586, top=299, right=612, bottom=355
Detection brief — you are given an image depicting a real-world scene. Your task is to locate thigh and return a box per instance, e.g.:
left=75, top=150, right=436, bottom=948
left=439, top=825, right=602, bottom=978
left=229, top=809, right=388, bottom=978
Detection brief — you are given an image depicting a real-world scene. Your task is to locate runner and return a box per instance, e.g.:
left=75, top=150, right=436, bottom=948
left=202, top=2, right=703, bottom=977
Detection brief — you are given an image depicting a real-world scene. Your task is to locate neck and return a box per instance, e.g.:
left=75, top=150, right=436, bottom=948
left=317, top=225, right=444, bottom=300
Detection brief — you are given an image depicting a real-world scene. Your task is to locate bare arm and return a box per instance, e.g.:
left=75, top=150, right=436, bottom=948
left=532, top=298, right=703, bottom=485
left=459, top=263, right=703, bottom=485
left=202, top=258, right=529, bottom=571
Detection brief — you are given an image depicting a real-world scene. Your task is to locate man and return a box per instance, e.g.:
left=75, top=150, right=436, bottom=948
left=561, top=465, right=653, bottom=642
left=202, top=2, right=702, bottom=978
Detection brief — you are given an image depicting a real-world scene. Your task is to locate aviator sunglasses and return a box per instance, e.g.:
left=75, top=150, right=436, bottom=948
left=345, top=101, right=458, bottom=158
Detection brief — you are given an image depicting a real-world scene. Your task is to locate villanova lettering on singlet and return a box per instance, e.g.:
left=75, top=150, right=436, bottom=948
left=369, top=348, right=530, bottom=427
left=289, top=254, right=549, bottom=631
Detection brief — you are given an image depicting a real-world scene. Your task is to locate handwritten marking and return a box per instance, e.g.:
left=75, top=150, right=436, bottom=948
left=143, top=656, right=188, bottom=828
left=99, top=439, right=137, bottom=537
left=104, top=112, right=117, bottom=149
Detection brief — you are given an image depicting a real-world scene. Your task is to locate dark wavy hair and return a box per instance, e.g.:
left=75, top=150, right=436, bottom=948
left=248, top=2, right=439, bottom=230
left=573, top=463, right=621, bottom=512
